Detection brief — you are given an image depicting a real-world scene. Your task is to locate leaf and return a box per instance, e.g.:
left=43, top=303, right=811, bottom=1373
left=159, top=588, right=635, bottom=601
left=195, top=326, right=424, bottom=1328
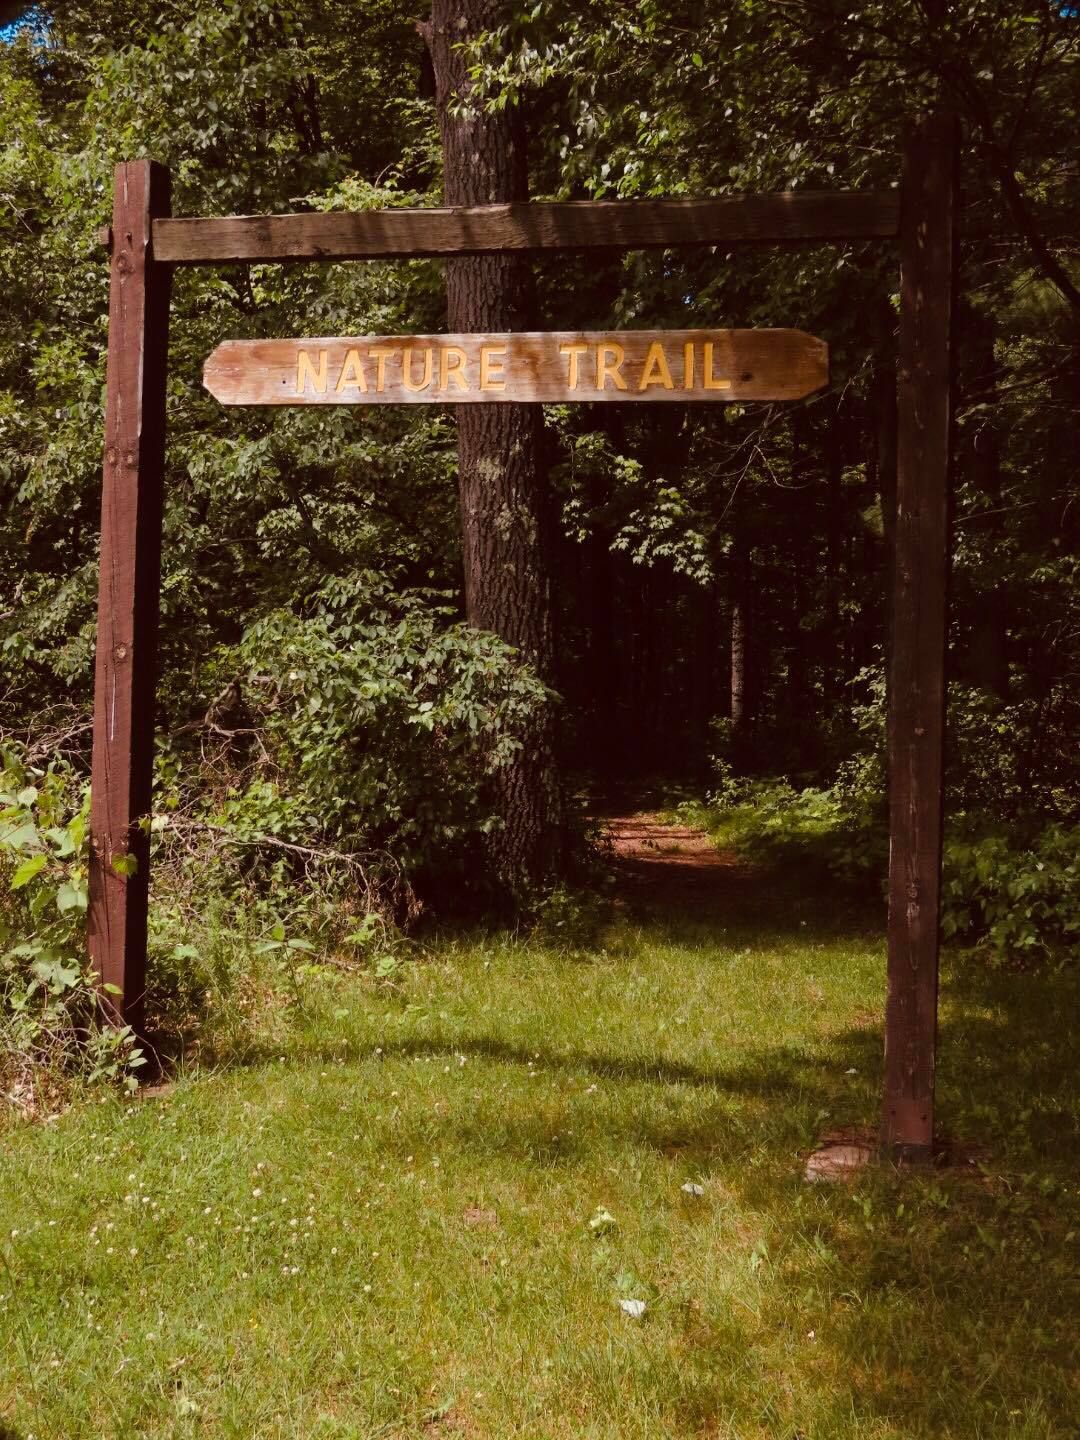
left=110, top=852, right=138, bottom=877
left=423, top=1397, right=457, bottom=1425
left=31, top=956, right=81, bottom=990
left=46, top=826, right=75, bottom=857
left=749, top=1239, right=770, bottom=1272
left=346, top=915, right=379, bottom=946
left=0, top=820, right=38, bottom=851
left=618, top=1298, right=646, bottom=1318
left=11, top=853, right=47, bottom=889
left=57, top=881, right=88, bottom=913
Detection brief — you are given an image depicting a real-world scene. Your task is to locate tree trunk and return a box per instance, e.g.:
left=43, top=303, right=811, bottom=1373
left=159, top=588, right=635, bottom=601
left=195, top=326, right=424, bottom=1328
left=873, top=348, right=898, bottom=669
left=786, top=411, right=811, bottom=725
left=964, top=304, right=1009, bottom=700
left=424, top=0, right=561, bottom=896
left=730, top=530, right=751, bottom=758
left=823, top=405, right=844, bottom=707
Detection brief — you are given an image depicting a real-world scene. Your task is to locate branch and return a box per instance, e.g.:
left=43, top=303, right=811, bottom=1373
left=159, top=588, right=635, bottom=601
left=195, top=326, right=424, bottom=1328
left=939, top=61, right=1080, bottom=315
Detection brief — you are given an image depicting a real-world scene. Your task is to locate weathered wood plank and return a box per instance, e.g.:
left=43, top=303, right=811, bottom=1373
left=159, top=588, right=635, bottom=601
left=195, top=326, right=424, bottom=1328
left=88, top=161, right=173, bottom=1039
left=203, top=330, right=829, bottom=406
left=881, top=113, right=958, bottom=1162
left=155, top=192, right=900, bottom=264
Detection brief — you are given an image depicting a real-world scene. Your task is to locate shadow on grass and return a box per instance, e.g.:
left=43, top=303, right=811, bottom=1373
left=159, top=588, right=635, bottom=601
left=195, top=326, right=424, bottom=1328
left=140, top=846, right=1079, bottom=1436
left=198, top=939, right=1079, bottom=1159
left=33, top=948, right=1080, bottom=1437
left=230, top=974, right=1074, bottom=1435
left=625, top=907, right=889, bottom=957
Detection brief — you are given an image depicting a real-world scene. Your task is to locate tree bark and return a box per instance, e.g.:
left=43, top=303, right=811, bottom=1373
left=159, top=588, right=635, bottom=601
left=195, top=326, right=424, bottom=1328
left=823, top=404, right=844, bottom=706
left=424, top=0, right=561, bottom=896
left=729, top=529, right=751, bottom=755
left=963, top=303, right=1009, bottom=700
left=873, top=343, right=898, bottom=670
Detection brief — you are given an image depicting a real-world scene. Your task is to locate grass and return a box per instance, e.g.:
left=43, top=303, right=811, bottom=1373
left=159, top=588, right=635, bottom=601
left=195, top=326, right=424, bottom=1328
left=1, top=865, right=1078, bottom=1439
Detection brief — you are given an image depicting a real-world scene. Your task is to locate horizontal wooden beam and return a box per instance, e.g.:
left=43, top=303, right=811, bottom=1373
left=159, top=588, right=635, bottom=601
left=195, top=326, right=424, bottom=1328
left=152, top=192, right=901, bottom=264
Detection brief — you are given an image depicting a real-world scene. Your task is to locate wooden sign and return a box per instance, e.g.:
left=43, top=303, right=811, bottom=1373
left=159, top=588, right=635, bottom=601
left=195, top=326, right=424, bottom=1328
left=203, top=329, right=827, bottom=406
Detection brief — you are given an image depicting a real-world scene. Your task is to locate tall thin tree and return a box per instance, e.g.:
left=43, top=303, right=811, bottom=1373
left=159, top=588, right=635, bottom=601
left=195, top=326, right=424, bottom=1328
left=421, top=0, right=562, bottom=897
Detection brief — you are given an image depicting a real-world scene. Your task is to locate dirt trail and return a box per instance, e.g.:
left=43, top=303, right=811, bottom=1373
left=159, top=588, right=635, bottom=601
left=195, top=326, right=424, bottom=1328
left=602, top=812, right=751, bottom=906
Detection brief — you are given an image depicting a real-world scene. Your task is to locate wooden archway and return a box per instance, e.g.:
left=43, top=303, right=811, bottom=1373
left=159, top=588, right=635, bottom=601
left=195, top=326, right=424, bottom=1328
left=90, top=113, right=956, bottom=1161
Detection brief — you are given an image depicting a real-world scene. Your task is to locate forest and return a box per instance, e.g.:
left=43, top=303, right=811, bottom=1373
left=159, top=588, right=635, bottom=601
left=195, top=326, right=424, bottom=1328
left=0, top=4, right=1078, bottom=1438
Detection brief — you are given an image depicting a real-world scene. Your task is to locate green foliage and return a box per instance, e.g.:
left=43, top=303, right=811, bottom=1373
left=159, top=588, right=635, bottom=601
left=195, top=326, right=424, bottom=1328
left=0, top=747, right=144, bottom=1096
left=946, top=683, right=1080, bottom=823
left=942, top=824, right=1080, bottom=966
left=686, top=745, right=1078, bottom=968
left=532, top=881, right=612, bottom=951
left=681, top=660, right=1078, bottom=965
left=674, top=771, right=886, bottom=891
left=0, top=565, right=551, bottom=1090
left=554, top=429, right=712, bottom=582
left=225, top=574, right=552, bottom=872
left=2, top=2, right=1078, bottom=1068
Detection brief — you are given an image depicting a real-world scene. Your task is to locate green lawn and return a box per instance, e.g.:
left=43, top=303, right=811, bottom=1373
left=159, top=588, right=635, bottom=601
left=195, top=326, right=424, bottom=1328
left=2, top=874, right=1078, bottom=1439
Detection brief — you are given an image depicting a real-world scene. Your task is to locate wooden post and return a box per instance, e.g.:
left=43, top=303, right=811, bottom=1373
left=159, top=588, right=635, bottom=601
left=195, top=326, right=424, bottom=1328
left=88, top=161, right=172, bottom=1037
left=881, top=113, right=958, bottom=1161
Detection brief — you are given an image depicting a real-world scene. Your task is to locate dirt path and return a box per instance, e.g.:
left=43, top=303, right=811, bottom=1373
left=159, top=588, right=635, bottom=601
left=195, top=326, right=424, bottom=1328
left=602, top=811, right=751, bottom=907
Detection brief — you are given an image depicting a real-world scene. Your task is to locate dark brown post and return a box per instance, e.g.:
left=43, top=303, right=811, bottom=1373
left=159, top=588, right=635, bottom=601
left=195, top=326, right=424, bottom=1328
left=881, top=113, right=958, bottom=1160
left=88, top=161, right=173, bottom=1037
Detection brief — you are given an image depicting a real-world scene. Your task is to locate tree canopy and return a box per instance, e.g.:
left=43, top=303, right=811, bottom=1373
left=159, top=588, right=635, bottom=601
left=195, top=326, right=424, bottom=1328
left=0, top=1, right=1076, bottom=933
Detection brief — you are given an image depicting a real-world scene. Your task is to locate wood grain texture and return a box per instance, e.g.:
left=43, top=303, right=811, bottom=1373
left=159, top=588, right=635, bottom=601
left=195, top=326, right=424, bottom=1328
left=88, top=161, right=173, bottom=1038
left=881, top=113, right=958, bottom=1162
left=203, top=330, right=829, bottom=406
left=155, top=192, right=900, bottom=264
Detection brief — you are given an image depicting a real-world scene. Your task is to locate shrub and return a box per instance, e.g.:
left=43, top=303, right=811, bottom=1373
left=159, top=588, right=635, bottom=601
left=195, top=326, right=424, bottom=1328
left=0, top=747, right=144, bottom=1107
left=197, top=575, right=552, bottom=883
left=1, top=577, right=556, bottom=1101
left=731, top=779, right=887, bottom=887
left=942, top=823, right=1079, bottom=966
left=689, top=755, right=1078, bottom=967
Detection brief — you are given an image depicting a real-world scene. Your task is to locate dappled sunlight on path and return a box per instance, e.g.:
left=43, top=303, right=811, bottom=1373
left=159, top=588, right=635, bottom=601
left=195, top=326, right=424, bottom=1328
left=603, top=811, right=750, bottom=897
